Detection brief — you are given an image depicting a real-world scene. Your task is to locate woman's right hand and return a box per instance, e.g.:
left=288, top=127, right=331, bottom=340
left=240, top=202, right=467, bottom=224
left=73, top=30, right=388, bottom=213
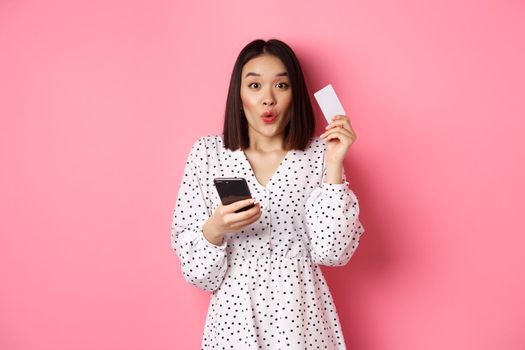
left=202, top=198, right=262, bottom=246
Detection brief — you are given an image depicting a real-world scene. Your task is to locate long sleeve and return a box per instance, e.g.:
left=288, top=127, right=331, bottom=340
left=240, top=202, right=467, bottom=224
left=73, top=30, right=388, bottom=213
left=304, top=159, right=365, bottom=266
left=170, top=138, right=228, bottom=292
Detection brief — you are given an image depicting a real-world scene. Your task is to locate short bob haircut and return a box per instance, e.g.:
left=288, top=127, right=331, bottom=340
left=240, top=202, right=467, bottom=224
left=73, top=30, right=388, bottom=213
left=223, top=38, right=315, bottom=151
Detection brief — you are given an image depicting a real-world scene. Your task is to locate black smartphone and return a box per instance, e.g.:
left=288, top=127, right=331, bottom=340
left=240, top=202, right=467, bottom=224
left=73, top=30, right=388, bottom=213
left=213, top=177, right=255, bottom=213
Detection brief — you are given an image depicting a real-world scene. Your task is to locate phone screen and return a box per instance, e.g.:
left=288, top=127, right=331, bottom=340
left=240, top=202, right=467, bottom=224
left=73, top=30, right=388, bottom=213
left=213, top=177, right=254, bottom=212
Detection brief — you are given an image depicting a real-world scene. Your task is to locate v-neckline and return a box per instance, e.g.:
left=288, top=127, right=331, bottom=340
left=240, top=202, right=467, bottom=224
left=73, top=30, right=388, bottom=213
left=238, top=148, right=290, bottom=190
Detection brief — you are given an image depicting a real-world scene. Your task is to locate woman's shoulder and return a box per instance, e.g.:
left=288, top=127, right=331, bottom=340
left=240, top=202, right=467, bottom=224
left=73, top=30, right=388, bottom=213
left=301, top=136, right=326, bottom=155
left=190, top=134, right=224, bottom=150
left=187, top=134, right=225, bottom=159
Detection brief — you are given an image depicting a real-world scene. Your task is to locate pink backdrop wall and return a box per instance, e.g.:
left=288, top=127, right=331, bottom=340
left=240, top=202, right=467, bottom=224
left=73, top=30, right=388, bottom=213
left=1, top=0, right=524, bottom=349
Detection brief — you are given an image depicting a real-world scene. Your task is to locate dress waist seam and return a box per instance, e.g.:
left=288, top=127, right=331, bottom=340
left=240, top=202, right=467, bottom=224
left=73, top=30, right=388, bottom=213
left=231, top=255, right=313, bottom=261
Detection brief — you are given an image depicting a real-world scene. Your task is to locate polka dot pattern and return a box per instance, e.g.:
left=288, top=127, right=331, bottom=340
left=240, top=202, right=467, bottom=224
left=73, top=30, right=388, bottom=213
left=171, top=135, right=365, bottom=349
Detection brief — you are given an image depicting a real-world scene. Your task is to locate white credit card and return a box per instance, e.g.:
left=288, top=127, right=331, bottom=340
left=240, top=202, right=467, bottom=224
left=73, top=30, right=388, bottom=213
left=313, top=84, right=346, bottom=123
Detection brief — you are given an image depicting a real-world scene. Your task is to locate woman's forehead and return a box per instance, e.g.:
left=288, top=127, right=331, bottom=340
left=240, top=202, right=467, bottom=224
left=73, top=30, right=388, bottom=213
left=242, top=55, right=288, bottom=78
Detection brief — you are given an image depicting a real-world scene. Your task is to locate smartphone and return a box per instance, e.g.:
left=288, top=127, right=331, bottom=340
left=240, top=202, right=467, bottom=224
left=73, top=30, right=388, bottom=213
left=213, top=177, right=255, bottom=213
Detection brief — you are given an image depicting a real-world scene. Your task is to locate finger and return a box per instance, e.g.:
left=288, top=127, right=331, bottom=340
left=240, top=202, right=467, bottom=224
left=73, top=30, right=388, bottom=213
left=326, top=118, right=353, bottom=132
left=320, top=127, right=354, bottom=139
left=231, top=210, right=263, bottom=229
left=332, top=115, right=349, bottom=123
left=332, top=115, right=353, bottom=125
left=327, top=122, right=352, bottom=133
left=224, top=203, right=261, bottom=223
left=224, top=198, right=257, bottom=213
left=224, top=208, right=262, bottom=228
left=322, top=129, right=355, bottom=144
left=326, top=121, right=351, bottom=132
left=236, top=203, right=261, bottom=218
left=324, top=130, right=355, bottom=143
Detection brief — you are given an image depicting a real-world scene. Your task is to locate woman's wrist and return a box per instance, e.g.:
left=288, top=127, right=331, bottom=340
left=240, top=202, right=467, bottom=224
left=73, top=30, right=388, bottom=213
left=202, top=219, right=224, bottom=246
left=324, top=161, right=344, bottom=184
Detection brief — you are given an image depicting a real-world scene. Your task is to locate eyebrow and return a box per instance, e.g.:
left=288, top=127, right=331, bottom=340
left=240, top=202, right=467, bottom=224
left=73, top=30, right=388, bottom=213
left=244, top=72, right=288, bottom=78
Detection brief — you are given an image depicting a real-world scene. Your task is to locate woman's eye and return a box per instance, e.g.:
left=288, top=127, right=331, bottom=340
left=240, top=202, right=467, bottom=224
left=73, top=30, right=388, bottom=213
left=248, top=82, right=289, bottom=89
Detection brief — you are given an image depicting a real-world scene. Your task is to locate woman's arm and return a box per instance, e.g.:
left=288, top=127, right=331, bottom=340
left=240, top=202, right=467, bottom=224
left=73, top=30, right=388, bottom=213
left=170, top=137, right=228, bottom=292
left=304, top=167, right=365, bottom=266
left=305, top=116, right=365, bottom=266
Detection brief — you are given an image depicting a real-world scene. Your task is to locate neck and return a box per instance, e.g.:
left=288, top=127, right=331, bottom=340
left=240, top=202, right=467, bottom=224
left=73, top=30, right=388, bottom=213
left=247, top=129, right=285, bottom=153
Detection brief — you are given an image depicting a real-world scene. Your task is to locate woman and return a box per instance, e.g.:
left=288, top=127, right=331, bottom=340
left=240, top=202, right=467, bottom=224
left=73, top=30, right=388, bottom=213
left=171, top=38, right=365, bottom=349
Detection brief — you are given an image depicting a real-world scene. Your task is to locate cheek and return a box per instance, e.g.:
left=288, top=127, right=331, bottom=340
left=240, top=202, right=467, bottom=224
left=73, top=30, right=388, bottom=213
left=240, top=90, right=247, bottom=105
left=281, top=93, right=292, bottom=108
left=240, top=93, right=258, bottom=108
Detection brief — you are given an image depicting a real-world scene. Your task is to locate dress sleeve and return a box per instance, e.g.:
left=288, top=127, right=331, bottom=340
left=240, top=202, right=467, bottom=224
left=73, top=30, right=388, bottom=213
left=304, top=153, right=365, bottom=266
left=170, top=137, right=228, bottom=292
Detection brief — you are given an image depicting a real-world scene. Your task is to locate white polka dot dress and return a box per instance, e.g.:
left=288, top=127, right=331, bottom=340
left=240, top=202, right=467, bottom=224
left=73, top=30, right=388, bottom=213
left=171, top=135, right=365, bottom=349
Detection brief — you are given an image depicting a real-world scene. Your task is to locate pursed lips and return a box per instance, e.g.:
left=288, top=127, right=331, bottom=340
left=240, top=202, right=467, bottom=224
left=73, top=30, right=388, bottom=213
left=261, top=111, right=276, bottom=118
left=261, top=111, right=278, bottom=123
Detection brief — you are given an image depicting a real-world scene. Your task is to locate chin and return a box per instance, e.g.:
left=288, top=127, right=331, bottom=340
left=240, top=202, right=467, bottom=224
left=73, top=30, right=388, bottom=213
left=261, top=125, right=283, bottom=137
left=248, top=121, right=284, bottom=139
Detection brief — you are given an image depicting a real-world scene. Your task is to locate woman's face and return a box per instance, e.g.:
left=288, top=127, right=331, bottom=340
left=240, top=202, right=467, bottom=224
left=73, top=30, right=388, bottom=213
left=240, top=54, right=292, bottom=141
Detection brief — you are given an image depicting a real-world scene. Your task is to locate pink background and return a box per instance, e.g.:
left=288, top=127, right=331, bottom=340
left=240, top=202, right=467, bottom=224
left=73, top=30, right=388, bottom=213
left=1, top=0, right=524, bottom=349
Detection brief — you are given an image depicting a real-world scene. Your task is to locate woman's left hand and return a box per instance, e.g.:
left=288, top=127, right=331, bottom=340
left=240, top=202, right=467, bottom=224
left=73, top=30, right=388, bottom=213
left=319, top=115, right=357, bottom=165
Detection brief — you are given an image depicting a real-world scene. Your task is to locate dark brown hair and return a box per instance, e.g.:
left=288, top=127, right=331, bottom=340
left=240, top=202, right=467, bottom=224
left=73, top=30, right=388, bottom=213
left=223, top=38, right=315, bottom=151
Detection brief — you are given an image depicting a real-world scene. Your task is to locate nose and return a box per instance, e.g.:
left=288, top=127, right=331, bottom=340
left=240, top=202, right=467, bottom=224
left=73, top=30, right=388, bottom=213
left=262, top=89, right=276, bottom=107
